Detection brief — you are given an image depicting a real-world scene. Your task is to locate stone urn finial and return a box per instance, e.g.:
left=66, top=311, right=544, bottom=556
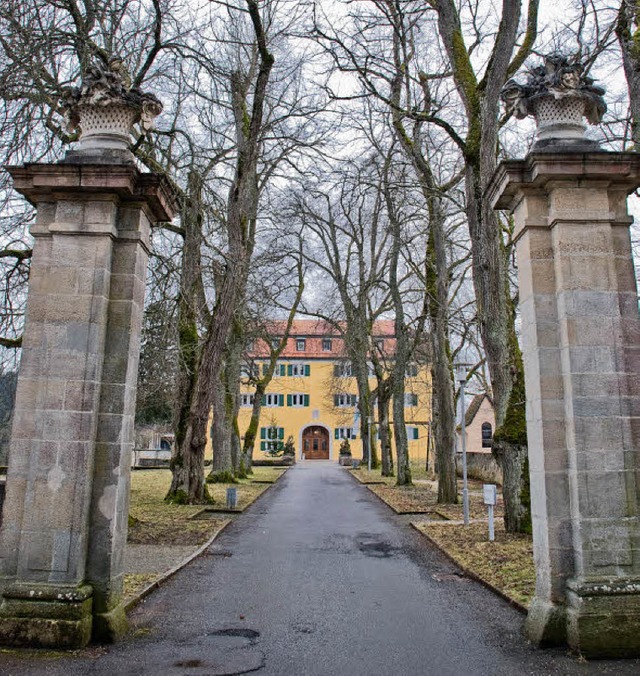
left=60, top=56, right=163, bottom=153
left=501, top=54, right=607, bottom=150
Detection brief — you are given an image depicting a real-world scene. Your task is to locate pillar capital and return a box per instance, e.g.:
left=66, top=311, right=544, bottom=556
left=6, top=161, right=176, bottom=225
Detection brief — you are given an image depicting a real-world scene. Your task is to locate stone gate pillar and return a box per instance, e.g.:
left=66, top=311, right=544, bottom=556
left=488, top=56, right=640, bottom=658
left=0, top=63, right=175, bottom=648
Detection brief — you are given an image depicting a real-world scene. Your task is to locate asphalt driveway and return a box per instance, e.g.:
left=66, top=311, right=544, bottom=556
left=1, top=461, right=638, bottom=675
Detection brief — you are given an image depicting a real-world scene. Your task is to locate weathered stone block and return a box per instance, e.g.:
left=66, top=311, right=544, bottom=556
left=0, top=583, right=92, bottom=649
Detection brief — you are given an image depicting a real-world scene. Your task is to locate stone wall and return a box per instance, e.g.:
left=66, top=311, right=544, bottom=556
left=456, top=452, right=502, bottom=484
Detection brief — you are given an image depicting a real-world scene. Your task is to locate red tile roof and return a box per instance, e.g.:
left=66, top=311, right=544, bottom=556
left=249, top=319, right=396, bottom=359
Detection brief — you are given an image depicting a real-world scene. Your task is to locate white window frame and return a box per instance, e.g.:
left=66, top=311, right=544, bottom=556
left=241, top=393, right=254, bottom=407
left=335, top=361, right=352, bottom=377
left=290, top=393, right=305, bottom=407
left=406, top=426, right=419, bottom=440
left=290, top=363, right=308, bottom=377
left=296, top=338, right=306, bottom=351
left=265, top=393, right=281, bottom=407
left=322, top=338, right=332, bottom=351
left=404, top=392, right=418, bottom=407
left=335, top=393, right=358, bottom=408
left=336, top=427, right=357, bottom=439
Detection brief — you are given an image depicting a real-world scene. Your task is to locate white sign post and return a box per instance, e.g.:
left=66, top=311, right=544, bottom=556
left=455, top=364, right=470, bottom=526
left=483, top=484, right=497, bottom=542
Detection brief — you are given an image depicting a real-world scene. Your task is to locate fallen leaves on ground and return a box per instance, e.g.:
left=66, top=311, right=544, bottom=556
left=359, top=468, right=504, bottom=519
left=415, top=522, right=535, bottom=608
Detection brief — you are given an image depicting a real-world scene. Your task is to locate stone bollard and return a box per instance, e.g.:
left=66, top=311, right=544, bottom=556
left=0, top=60, right=175, bottom=649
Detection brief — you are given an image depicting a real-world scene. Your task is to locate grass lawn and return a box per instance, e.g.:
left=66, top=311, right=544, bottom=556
left=128, top=466, right=286, bottom=546
left=414, top=522, right=535, bottom=608
left=352, top=464, right=504, bottom=520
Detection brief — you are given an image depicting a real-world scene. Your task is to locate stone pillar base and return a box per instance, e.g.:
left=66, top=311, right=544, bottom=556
left=566, top=579, right=640, bottom=658
left=92, top=602, right=128, bottom=643
left=525, top=597, right=567, bottom=648
left=0, top=583, right=92, bottom=649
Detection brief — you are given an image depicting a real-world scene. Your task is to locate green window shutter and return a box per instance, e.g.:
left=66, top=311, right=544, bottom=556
left=278, top=441, right=284, bottom=451
left=334, top=394, right=339, bottom=407
left=413, top=394, right=418, bottom=406
left=334, top=429, right=339, bottom=439
left=287, top=394, right=292, bottom=407
left=280, top=364, right=285, bottom=376
left=334, top=364, right=341, bottom=377
left=261, top=395, right=267, bottom=406
left=262, top=363, right=268, bottom=376
left=279, top=394, right=284, bottom=407
left=260, top=441, right=265, bottom=451
left=304, top=394, right=310, bottom=407
left=304, top=364, right=310, bottom=376
left=278, top=427, right=284, bottom=440
left=414, top=428, right=419, bottom=440
left=287, top=364, right=293, bottom=376
left=260, top=427, right=266, bottom=439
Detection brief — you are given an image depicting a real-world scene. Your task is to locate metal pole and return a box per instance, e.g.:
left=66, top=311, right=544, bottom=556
left=459, top=374, right=469, bottom=526
left=368, top=416, right=373, bottom=472
left=425, top=421, right=431, bottom=472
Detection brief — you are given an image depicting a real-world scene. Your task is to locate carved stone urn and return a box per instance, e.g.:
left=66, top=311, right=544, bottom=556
left=501, top=54, right=607, bottom=149
left=532, top=95, right=587, bottom=142
left=75, top=102, right=140, bottom=150
left=61, top=56, right=163, bottom=154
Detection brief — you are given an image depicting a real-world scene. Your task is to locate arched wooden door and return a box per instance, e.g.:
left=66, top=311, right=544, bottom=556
left=302, top=426, right=330, bottom=460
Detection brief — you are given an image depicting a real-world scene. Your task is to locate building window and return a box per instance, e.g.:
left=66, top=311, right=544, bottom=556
left=262, top=363, right=286, bottom=377
left=405, top=363, right=418, bottom=377
left=334, top=361, right=352, bottom=377
left=296, top=338, right=306, bottom=351
left=322, top=338, right=332, bottom=351
left=288, top=363, right=310, bottom=377
left=406, top=426, right=419, bottom=440
left=262, top=393, right=284, bottom=407
left=246, top=340, right=254, bottom=352
left=334, top=393, right=358, bottom=408
left=482, top=422, right=493, bottom=448
left=241, top=393, right=254, bottom=407
left=404, top=393, right=418, bottom=407
left=287, top=393, right=310, bottom=407
left=240, top=363, right=259, bottom=379
left=367, top=362, right=376, bottom=377
left=260, top=426, right=284, bottom=452
left=335, top=427, right=357, bottom=440
left=271, top=338, right=280, bottom=349
left=374, top=338, right=385, bottom=351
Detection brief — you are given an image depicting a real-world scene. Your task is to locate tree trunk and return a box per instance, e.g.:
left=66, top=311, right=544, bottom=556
left=392, top=377, right=411, bottom=485
left=617, top=1, right=640, bottom=148
left=209, top=367, right=234, bottom=482
left=432, top=0, right=537, bottom=531
left=167, top=1, right=274, bottom=501
left=209, top=319, right=243, bottom=482
left=377, top=379, right=394, bottom=476
left=167, top=171, right=211, bottom=504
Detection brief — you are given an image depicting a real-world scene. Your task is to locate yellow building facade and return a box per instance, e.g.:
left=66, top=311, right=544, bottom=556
left=234, top=320, right=432, bottom=464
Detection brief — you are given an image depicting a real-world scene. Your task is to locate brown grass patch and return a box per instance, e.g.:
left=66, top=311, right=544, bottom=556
left=128, top=467, right=284, bottom=545
left=415, top=522, right=535, bottom=608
